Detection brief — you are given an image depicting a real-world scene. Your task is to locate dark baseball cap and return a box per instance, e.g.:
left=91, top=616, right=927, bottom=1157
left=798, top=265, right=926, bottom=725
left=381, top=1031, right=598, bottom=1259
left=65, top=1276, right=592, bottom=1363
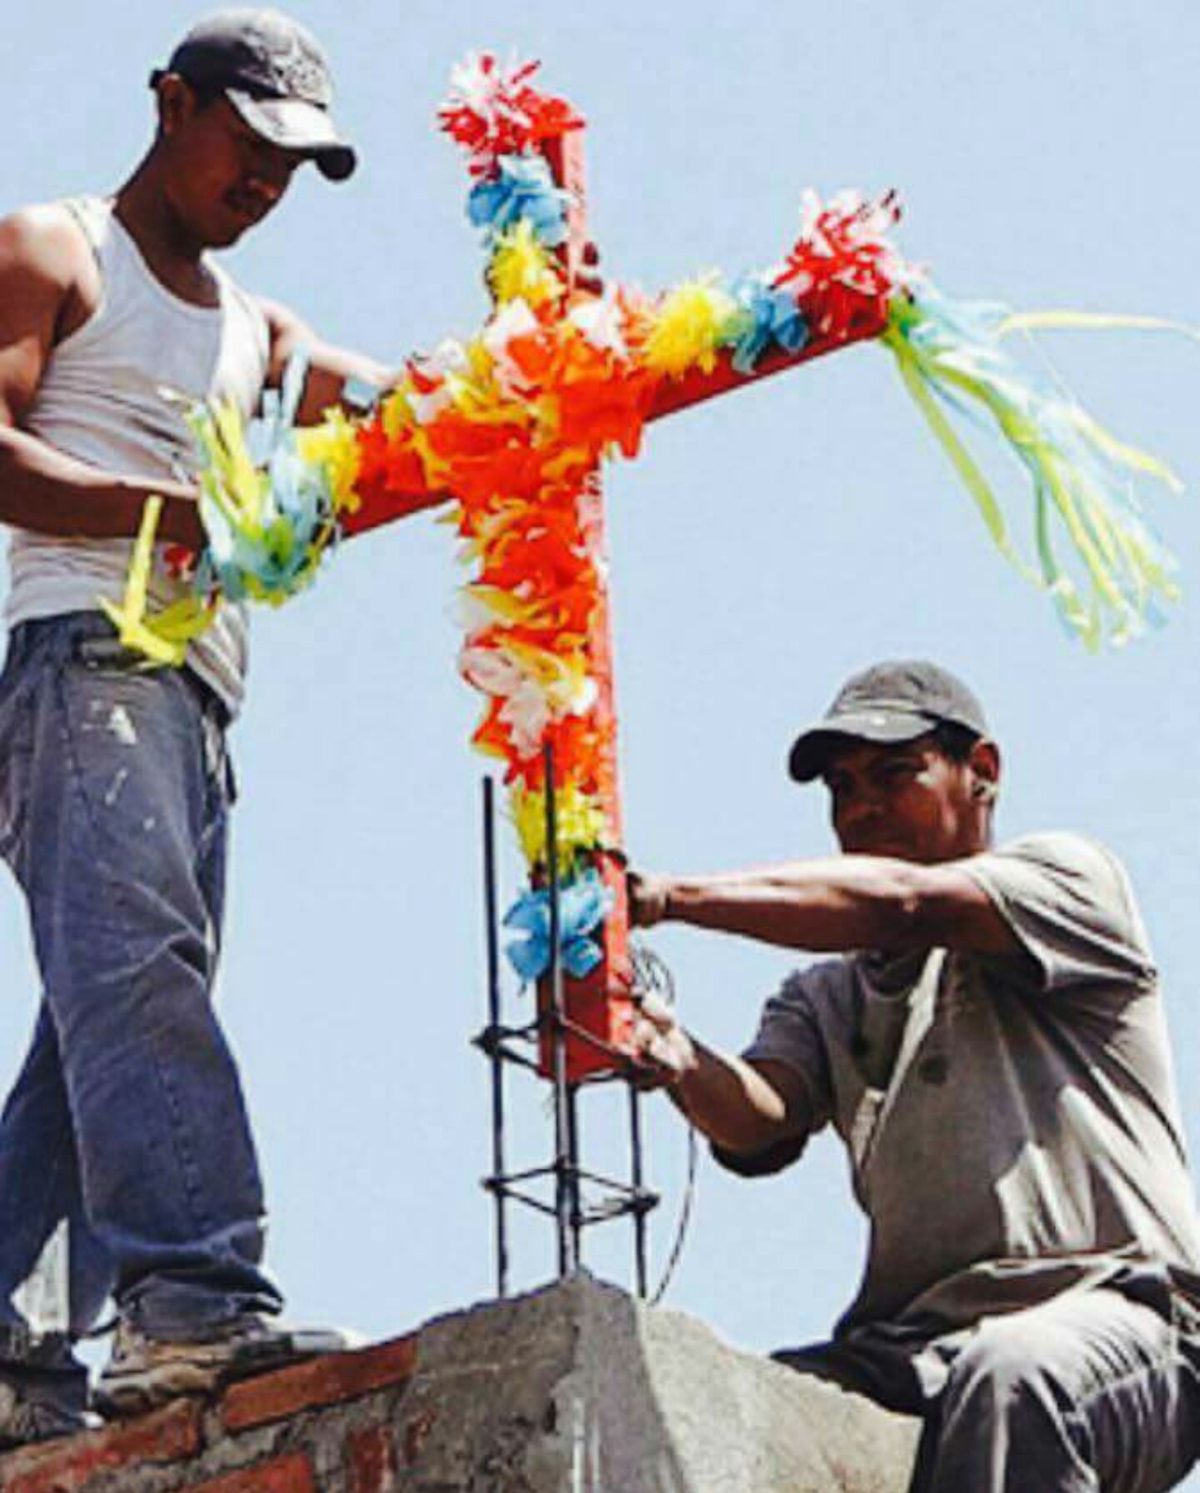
left=152, top=9, right=357, bottom=181
left=787, top=660, right=989, bottom=783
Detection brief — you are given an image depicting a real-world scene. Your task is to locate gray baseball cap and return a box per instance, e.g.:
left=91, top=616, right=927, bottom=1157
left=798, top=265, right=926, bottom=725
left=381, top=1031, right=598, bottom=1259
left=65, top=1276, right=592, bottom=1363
left=787, top=660, right=989, bottom=782
left=152, top=9, right=357, bottom=181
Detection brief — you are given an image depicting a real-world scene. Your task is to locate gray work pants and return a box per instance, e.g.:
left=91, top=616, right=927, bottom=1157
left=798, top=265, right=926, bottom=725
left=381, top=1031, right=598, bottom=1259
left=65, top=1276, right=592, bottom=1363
left=913, top=1288, right=1200, bottom=1492
left=780, top=1284, right=1200, bottom=1492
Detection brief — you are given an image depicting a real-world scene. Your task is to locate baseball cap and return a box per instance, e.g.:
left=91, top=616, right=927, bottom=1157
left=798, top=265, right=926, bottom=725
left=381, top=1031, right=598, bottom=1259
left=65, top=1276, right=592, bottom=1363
left=787, top=660, right=989, bottom=783
left=152, top=9, right=357, bottom=181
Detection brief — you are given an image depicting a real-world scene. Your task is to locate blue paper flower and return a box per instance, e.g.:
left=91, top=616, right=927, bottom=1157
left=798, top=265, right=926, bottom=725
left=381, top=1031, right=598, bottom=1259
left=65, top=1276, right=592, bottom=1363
left=467, top=154, right=571, bottom=249
left=503, top=868, right=613, bottom=982
left=729, top=277, right=810, bottom=375
left=198, top=347, right=339, bottom=604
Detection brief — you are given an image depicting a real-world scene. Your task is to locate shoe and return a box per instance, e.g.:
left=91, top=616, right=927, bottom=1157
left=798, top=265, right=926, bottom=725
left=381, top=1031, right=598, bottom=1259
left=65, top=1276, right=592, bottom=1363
left=0, top=1379, right=87, bottom=1452
left=0, top=1329, right=89, bottom=1451
left=94, top=1316, right=349, bottom=1419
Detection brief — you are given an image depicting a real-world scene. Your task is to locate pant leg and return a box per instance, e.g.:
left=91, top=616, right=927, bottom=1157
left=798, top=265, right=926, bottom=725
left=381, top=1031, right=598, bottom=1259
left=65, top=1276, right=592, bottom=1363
left=0, top=1002, right=113, bottom=1335
left=912, top=1287, right=1200, bottom=1493
left=2, top=615, right=281, bottom=1339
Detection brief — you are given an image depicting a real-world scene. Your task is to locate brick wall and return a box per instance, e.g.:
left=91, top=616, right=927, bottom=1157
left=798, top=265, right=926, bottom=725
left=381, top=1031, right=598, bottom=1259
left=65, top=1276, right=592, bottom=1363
left=0, top=1334, right=418, bottom=1493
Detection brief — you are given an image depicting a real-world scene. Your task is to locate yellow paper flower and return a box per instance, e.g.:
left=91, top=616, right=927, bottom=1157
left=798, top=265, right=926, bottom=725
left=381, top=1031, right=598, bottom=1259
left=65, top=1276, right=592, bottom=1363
left=510, top=781, right=607, bottom=870
left=643, top=275, right=740, bottom=378
left=488, top=220, right=564, bottom=309
left=296, top=410, right=362, bottom=515
left=98, top=496, right=215, bottom=667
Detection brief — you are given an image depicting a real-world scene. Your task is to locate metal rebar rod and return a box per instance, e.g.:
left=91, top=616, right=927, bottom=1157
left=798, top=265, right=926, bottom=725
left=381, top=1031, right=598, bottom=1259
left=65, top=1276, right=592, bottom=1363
left=482, top=777, right=509, bottom=1298
left=629, top=1079, right=649, bottom=1297
left=543, top=741, right=577, bottom=1277
left=567, top=1080, right=582, bottom=1266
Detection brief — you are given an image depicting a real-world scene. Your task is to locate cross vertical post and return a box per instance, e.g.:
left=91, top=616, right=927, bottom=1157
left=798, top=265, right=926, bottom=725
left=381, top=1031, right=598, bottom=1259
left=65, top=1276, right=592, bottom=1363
left=534, top=123, right=636, bottom=1083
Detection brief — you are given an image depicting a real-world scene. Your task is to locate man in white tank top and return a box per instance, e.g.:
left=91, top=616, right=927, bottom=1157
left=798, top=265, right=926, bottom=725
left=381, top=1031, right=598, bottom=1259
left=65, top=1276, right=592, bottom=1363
left=0, top=9, right=418, bottom=1443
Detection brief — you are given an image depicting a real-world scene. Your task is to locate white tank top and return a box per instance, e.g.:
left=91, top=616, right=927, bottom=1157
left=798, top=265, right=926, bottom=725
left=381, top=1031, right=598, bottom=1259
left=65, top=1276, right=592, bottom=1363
left=7, top=196, right=271, bottom=715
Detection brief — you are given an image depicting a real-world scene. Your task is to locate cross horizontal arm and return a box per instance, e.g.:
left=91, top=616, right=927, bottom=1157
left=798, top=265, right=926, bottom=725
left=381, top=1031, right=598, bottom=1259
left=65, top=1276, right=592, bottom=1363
left=338, top=306, right=891, bottom=542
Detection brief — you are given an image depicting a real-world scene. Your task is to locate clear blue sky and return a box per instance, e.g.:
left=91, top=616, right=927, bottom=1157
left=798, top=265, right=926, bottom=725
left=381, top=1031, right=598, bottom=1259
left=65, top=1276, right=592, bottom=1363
left=4, top=0, right=1200, bottom=1464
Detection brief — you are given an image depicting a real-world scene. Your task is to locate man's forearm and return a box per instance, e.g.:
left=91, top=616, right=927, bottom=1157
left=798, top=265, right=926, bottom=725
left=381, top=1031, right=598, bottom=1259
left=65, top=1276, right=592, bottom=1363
left=0, top=426, right=204, bottom=549
left=650, top=857, right=929, bottom=952
left=663, top=1037, right=801, bottom=1156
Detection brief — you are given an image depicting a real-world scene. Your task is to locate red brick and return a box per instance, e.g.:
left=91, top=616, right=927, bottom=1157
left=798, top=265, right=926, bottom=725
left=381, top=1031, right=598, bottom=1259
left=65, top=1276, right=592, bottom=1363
left=0, top=1400, right=202, bottom=1493
left=221, top=1336, right=418, bottom=1432
left=402, top=1408, right=436, bottom=1467
left=185, top=1452, right=314, bottom=1493
left=345, top=1425, right=397, bottom=1493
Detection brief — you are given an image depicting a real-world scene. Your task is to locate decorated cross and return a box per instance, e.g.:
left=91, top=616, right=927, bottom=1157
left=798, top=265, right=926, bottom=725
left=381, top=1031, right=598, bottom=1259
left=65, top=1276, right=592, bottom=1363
left=105, top=55, right=1183, bottom=1082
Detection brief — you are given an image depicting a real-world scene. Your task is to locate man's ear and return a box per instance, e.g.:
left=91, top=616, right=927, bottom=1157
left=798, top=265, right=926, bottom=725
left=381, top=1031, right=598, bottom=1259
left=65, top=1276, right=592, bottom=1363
left=967, top=738, right=1001, bottom=803
left=155, top=74, right=195, bottom=137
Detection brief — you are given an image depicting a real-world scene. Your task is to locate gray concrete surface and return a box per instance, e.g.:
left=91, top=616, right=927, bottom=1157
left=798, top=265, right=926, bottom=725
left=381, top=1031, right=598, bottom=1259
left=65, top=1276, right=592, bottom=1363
left=400, top=1272, right=920, bottom=1492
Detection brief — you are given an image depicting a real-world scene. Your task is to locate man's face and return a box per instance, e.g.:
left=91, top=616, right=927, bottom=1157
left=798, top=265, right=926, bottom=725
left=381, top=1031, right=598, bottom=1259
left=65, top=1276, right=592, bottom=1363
left=161, top=86, right=305, bottom=247
left=822, top=734, right=989, bottom=864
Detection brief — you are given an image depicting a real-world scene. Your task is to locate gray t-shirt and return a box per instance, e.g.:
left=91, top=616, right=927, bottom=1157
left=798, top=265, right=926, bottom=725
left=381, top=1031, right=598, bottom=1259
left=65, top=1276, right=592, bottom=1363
left=731, top=832, right=1200, bottom=1335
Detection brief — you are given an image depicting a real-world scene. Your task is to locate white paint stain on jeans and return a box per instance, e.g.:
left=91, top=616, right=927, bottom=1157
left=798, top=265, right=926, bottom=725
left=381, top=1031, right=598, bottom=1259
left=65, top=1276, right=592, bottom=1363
left=103, top=768, right=129, bottom=807
left=106, top=705, right=137, bottom=746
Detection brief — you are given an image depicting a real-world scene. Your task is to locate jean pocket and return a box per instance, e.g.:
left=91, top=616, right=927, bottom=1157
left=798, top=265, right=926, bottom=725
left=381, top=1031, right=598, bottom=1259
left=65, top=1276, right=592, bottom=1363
left=74, top=636, right=157, bottom=674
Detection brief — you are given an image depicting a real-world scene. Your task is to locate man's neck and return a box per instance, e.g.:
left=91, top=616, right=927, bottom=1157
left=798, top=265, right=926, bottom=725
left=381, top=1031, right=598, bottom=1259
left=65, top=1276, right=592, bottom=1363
left=113, top=160, right=219, bottom=308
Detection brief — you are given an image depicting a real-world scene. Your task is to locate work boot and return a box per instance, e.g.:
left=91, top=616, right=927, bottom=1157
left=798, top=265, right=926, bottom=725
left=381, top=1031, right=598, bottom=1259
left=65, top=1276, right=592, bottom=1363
left=0, top=1329, right=88, bottom=1451
left=0, top=1381, right=86, bottom=1452
left=94, top=1316, right=348, bottom=1419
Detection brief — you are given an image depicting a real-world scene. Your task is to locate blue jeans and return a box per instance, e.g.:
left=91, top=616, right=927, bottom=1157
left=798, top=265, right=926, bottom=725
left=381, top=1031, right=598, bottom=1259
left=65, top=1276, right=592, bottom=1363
left=0, top=613, right=281, bottom=1394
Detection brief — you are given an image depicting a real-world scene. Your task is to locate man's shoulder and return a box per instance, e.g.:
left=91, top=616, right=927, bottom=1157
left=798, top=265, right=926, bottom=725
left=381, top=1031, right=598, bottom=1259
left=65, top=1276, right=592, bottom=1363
left=970, top=829, right=1152, bottom=978
left=0, top=200, right=94, bottom=289
left=987, top=829, right=1131, bottom=886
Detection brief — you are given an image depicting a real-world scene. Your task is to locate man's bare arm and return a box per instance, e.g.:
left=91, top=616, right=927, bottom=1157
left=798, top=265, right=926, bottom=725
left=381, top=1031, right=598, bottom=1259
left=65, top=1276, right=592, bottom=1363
left=633, top=994, right=810, bottom=1157
left=631, top=856, right=1019, bottom=956
left=0, top=208, right=203, bottom=549
left=260, top=297, right=395, bottom=427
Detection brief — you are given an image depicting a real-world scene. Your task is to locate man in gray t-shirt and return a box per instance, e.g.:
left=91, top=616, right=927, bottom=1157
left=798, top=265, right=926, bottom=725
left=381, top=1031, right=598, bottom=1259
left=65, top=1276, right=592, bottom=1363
left=628, top=659, right=1200, bottom=1493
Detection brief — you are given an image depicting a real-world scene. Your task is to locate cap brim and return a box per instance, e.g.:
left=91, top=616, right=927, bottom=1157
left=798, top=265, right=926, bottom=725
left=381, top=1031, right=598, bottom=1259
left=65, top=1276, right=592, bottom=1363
left=226, top=89, right=357, bottom=181
left=787, top=710, right=938, bottom=783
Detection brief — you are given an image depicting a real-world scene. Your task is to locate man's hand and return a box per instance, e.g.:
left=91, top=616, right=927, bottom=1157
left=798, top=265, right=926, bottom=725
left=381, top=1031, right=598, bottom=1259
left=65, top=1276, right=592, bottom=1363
left=627, top=868, right=672, bottom=928
left=631, top=991, right=697, bottom=1089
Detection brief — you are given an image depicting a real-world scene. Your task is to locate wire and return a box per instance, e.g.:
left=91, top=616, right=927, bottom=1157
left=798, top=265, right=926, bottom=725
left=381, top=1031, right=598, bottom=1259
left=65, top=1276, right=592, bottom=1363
left=630, top=938, right=676, bottom=1008
left=629, top=937, right=699, bottom=1306
left=651, top=1123, right=697, bottom=1306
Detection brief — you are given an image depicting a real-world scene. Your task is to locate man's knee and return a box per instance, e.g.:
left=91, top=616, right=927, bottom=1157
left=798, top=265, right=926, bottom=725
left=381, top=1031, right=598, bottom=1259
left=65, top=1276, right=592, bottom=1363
left=944, top=1315, right=1080, bottom=1425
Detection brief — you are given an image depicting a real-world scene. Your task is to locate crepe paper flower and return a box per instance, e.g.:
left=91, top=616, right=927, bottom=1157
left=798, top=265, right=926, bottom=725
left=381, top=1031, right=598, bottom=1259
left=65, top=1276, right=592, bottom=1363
left=482, top=298, right=545, bottom=392
left=467, top=155, right=572, bottom=248
left=883, top=290, right=1182, bottom=647
left=439, top=53, right=582, bottom=179
left=643, top=276, right=742, bottom=378
left=729, top=277, right=811, bottom=375
left=774, top=190, right=909, bottom=348
left=502, top=868, right=613, bottom=982
left=488, top=220, right=565, bottom=308
left=510, top=781, right=607, bottom=872
left=296, top=408, right=363, bottom=515
left=98, top=497, right=205, bottom=667
left=189, top=402, right=337, bottom=606
left=460, top=637, right=597, bottom=760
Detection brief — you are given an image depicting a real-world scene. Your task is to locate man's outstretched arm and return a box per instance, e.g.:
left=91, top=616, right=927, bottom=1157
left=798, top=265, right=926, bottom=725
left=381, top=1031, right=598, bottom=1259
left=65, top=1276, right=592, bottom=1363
left=0, top=208, right=203, bottom=549
left=629, top=855, right=1021, bottom=957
